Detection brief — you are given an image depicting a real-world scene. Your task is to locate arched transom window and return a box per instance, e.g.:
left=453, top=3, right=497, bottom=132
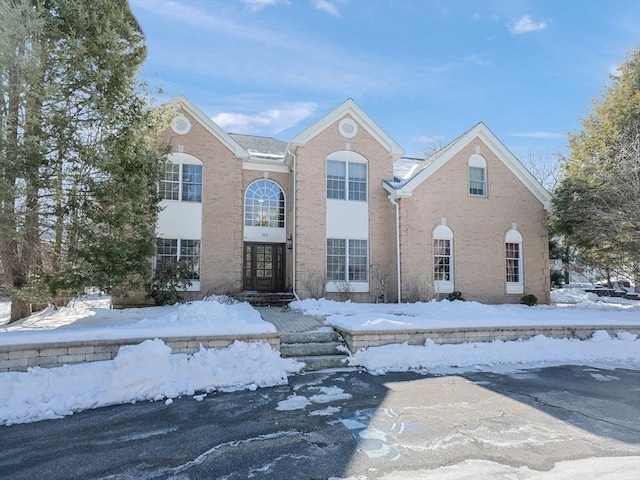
left=244, top=179, right=285, bottom=228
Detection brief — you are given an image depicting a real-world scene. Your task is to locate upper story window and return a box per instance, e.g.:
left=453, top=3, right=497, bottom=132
left=468, top=154, right=487, bottom=197
left=326, top=156, right=368, bottom=201
left=244, top=179, right=285, bottom=228
left=160, top=153, right=203, bottom=203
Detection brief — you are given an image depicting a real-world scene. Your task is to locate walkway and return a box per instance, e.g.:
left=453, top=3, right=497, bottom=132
left=254, top=307, right=326, bottom=333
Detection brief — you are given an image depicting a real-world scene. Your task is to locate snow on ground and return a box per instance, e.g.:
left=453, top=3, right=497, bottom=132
left=0, top=296, right=275, bottom=346
left=291, top=288, right=640, bottom=332
left=0, top=288, right=639, bottom=425
left=347, top=330, right=640, bottom=375
left=1, top=339, right=303, bottom=425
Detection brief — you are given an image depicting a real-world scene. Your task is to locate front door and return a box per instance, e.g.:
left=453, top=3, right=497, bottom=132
left=243, top=243, right=285, bottom=291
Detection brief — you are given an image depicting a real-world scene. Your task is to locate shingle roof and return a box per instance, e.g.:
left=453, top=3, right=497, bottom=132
left=229, top=134, right=287, bottom=159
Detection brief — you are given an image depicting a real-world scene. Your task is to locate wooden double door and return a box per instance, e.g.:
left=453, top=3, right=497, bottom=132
left=243, top=243, right=286, bottom=291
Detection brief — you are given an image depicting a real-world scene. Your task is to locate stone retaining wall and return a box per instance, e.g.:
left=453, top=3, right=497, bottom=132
left=0, top=334, right=280, bottom=373
left=336, top=325, right=640, bottom=353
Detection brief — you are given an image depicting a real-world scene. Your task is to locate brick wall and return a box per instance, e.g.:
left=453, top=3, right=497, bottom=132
left=399, top=138, right=550, bottom=304
left=293, top=114, right=398, bottom=301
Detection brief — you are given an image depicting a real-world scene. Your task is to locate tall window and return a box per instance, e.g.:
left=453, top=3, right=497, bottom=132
left=434, top=239, right=451, bottom=281
left=244, top=179, right=285, bottom=228
left=160, top=160, right=202, bottom=203
left=327, top=160, right=367, bottom=201
left=505, top=229, right=523, bottom=294
left=468, top=154, right=487, bottom=197
left=433, top=225, right=454, bottom=293
left=327, top=238, right=368, bottom=282
left=155, top=238, right=201, bottom=282
left=505, top=243, right=520, bottom=282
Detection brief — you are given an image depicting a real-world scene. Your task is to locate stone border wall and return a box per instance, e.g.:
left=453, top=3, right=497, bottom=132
left=336, top=325, right=640, bottom=352
left=0, top=334, right=280, bottom=373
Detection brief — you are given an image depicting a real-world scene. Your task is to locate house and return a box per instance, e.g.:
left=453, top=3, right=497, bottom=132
left=114, top=95, right=552, bottom=307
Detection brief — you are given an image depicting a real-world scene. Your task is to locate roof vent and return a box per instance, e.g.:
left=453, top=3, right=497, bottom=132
left=171, top=115, right=191, bottom=135
left=339, top=118, right=358, bottom=139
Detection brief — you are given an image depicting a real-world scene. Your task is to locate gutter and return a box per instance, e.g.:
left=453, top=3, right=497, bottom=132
left=287, top=146, right=300, bottom=301
left=388, top=193, right=402, bottom=303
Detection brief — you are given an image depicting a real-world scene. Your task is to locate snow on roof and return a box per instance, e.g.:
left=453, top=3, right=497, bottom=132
left=393, top=156, right=424, bottom=180
left=229, top=133, right=287, bottom=160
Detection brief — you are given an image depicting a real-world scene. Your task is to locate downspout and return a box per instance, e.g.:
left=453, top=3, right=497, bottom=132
left=388, top=194, right=402, bottom=303
left=287, top=147, right=300, bottom=301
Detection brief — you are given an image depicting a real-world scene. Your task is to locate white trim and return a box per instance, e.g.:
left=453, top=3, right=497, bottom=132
left=339, top=118, right=358, bottom=138
left=399, top=123, right=552, bottom=209
left=505, top=229, right=524, bottom=294
left=506, top=229, right=523, bottom=243
left=506, top=282, right=524, bottom=295
left=171, top=94, right=249, bottom=159
left=291, top=99, right=404, bottom=160
left=242, top=160, right=289, bottom=173
left=468, top=153, right=486, bottom=168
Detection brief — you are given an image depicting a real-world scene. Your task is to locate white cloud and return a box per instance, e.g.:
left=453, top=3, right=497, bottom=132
left=241, top=0, right=288, bottom=11
left=413, top=134, right=445, bottom=144
left=212, top=102, right=318, bottom=135
left=510, top=131, right=564, bottom=139
left=508, top=15, right=548, bottom=34
left=312, top=0, right=341, bottom=17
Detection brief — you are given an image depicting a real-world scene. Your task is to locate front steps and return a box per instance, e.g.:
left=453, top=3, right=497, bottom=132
left=234, top=292, right=296, bottom=307
left=280, top=330, right=350, bottom=371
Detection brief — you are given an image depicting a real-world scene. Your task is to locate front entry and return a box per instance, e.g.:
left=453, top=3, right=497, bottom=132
left=243, top=243, right=286, bottom=291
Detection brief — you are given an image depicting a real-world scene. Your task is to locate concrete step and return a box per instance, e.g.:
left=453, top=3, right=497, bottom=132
left=295, top=354, right=350, bottom=371
left=281, top=331, right=342, bottom=344
left=233, top=292, right=296, bottom=307
left=280, top=342, right=345, bottom=358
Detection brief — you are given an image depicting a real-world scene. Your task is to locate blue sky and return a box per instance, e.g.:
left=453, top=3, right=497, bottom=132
left=130, top=0, right=640, bottom=159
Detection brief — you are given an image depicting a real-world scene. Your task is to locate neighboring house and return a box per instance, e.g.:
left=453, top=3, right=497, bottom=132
left=114, top=95, right=552, bottom=307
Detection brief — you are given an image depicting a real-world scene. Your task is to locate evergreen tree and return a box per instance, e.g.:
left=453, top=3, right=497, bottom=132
left=552, top=48, right=640, bottom=287
left=0, top=0, right=170, bottom=322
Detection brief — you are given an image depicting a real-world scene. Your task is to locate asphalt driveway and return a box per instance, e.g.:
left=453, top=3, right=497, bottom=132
left=1, top=365, right=639, bottom=479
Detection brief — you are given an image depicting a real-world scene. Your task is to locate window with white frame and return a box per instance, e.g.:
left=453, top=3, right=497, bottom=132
left=155, top=238, right=201, bottom=283
left=433, top=225, right=454, bottom=293
left=505, top=229, right=523, bottom=294
left=327, top=238, right=368, bottom=282
left=159, top=159, right=202, bottom=203
left=326, top=160, right=367, bottom=201
left=244, top=179, right=285, bottom=228
left=468, top=154, right=487, bottom=196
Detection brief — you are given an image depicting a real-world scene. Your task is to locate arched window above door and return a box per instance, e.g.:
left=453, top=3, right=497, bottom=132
left=244, top=179, right=285, bottom=228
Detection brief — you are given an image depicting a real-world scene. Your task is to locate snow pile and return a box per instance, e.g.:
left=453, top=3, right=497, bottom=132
left=133, top=300, right=274, bottom=334
left=291, top=297, right=640, bottom=332
left=0, top=298, right=276, bottom=347
left=0, top=339, right=303, bottom=425
left=348, top=330, right=640, bottom=375
left=551, top=287, right=638, bottom=308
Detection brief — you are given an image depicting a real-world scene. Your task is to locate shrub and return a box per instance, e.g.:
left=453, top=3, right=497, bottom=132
left=145, top=261, right=192, bottom=306
left=447, top=291, right=465, bottom=302
left=520, top=294, right=538, bottom=306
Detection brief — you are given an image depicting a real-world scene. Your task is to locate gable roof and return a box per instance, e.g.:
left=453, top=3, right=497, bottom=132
left=171, top=94, right=249, bottom=159
left=289, top=98, right=404, bottom=160
left=385, top=122, right=552, bottom=209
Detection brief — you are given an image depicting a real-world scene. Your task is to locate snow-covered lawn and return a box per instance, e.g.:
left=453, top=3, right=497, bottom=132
left=0, top=288, right=639, bottom=425
left=291, top=288, right=640, bottom=332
